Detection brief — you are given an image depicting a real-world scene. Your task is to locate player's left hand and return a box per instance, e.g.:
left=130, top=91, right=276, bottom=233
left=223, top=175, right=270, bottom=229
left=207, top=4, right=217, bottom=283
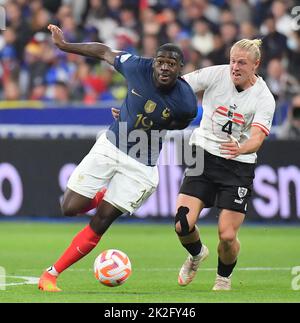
left=220, top=137, right=241, bottom=159
left=48, top=24, right=65, bottom=49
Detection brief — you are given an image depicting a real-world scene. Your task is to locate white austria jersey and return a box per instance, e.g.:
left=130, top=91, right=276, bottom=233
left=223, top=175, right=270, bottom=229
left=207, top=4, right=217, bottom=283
left=183, top=65, right=275, bottom=163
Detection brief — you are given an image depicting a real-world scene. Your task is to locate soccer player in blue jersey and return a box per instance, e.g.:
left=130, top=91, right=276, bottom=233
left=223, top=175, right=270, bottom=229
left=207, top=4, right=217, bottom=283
left=38, top=24, right=198, bottom=291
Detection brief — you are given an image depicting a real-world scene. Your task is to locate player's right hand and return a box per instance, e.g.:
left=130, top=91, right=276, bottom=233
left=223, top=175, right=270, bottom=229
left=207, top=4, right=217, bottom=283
left=111, top=107, right=120, bottom=120
left=47, top=24, right=65, bottom=48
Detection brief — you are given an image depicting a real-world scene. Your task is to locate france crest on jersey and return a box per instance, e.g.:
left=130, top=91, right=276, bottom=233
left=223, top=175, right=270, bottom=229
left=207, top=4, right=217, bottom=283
left=107, top=52, right=197, bottom=166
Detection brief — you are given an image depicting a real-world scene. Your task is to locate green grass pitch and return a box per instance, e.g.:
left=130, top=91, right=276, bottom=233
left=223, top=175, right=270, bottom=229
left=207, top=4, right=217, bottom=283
left=0, top=221, right=299, bottom=303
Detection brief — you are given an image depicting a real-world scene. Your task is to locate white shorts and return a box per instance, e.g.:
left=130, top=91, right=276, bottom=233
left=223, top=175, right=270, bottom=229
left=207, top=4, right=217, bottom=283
left=67, top=132, right=159, bottom=213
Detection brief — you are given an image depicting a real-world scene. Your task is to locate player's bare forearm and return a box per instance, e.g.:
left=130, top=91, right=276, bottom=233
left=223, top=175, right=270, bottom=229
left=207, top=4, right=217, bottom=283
left=239, top=129, right=266, bottom=154
left=48, top=24, right=119, bottom=65
left=61, top=42, right=119, bottom=64
left=220, top=127, right=266, bottom=159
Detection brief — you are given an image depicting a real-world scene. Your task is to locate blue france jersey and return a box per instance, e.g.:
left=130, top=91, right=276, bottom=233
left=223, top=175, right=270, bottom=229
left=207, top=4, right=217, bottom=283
left=107, top=52, right=197, bottom=166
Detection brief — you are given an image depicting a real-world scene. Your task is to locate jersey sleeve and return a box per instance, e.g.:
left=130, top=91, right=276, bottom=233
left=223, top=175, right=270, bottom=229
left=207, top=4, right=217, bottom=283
left=114, top=52, right=147, bottom=78
left=251, top=95, right=275, bottom=136
left=172, top=87, right=198, bottom=122
left=182, top=65, right=224, bottom=93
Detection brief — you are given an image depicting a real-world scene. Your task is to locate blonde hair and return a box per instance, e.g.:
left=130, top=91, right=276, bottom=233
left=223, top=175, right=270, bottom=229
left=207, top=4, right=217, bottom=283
left=231, top=39, right=262, bottom=61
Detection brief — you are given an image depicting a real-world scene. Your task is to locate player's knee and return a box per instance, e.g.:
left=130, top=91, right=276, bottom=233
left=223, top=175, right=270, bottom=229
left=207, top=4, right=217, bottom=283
left=90, top=205, right=122, bottom=235
left=218, top=229, right=236, bottom=243
left=61, top=200, right=77, bottom=217
left=90, top=213, right=115, bottom=235
left=175, top=206, right=191, bottom=236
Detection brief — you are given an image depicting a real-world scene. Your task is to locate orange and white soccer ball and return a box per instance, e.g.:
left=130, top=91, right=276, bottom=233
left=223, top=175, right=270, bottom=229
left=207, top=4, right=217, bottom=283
left=94, top=249, right=132, bottom=287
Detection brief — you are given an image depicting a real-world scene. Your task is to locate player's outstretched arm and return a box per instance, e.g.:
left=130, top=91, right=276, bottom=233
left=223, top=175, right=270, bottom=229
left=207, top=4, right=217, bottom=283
left=47, top=24, right=120, bottom=65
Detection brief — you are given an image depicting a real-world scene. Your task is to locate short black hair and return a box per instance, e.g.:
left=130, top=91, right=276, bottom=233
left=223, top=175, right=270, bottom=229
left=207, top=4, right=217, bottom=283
left=156, top=43, right=184, bottom=66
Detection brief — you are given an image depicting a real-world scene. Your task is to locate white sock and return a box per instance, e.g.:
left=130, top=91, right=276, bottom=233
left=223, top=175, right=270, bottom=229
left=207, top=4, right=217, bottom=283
left=46, top=266, right=59, bottom=277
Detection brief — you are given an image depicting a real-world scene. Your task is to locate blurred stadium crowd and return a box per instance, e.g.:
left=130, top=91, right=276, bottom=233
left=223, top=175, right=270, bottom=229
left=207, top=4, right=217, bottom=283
left=1, top=0, right=300, bottom=137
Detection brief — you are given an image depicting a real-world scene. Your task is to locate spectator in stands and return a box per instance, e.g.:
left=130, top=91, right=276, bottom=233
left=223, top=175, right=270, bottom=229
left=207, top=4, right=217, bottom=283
left=176, top=31, right=192, bottom=63
left=165, top=21, right=183, bottom=44
left=191, top=19, right=214, bottom=56
left=207, top=32, right=228, bottom=65
left=5, top=1, right=32, bottom=61
left=119, top=6, right=140, bottom=33
left=260, top=15, right=288, bottom=70
left=30, top=83, right=47, bottom=101
left=265, top=58, right=300, bottom=125
left=219, top=8, right=235, bottom=25
left=140, top=7, right=161, bottom=37
left=278, top=95, right=300, bottom=139
left=50, top=81, right=70, bottom=103
left=3, top=79, right=20, bottom=100
left=266, top=58, right=300, bottom=103
left=30, top=7, right=51, bottom=34
left=20, top=40, right=48, bottom=97
left=141, top=34, right=159, bottom=58
left=0, top=27, right=19, bottom=85
left=287, top=30, right=300, bottom=83
left=228, top=0, right=251, bottom=25
left=239, top=21, right=258, bottom=40
left=220, top=22, right=239, bottom=60
left=271, top=0, right=293, bottom=37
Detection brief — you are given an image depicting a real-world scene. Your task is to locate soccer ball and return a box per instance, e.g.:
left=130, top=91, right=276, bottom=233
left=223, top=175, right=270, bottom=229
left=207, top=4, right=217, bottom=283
left=94, top=249, right=132, bottom=287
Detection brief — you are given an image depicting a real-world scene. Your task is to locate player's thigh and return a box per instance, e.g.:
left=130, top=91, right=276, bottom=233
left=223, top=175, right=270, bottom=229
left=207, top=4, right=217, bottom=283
left=175, top=194, right=205, bottom=231
left=104, top=171, right=157, bottom=214
left=218, top=209, right=245, bottom=241
left=179, top=172, right=217, bottom=209
left=61, top=188, right=93, bottom=214
left=67, top=152, right=114, bottom=199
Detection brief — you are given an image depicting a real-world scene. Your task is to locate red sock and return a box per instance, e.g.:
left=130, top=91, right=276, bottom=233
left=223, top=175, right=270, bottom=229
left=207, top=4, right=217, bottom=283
left=80, top=188, right=106, bottom=213
left=53, top=225, right=101, bottom=274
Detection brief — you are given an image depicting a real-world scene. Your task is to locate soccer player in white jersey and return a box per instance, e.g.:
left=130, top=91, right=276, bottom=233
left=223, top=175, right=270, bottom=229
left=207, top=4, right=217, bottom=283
left=175, top=39, right=275, bottom=290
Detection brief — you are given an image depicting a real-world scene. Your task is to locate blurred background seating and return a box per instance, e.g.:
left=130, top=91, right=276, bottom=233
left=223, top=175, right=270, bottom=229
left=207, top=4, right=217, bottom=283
left=0, top=0, right=300, bottom=138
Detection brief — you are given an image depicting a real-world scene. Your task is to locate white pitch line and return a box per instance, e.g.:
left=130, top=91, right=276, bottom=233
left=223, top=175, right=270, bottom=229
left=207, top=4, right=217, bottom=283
left=68, top=267, right=293, bottom=272
left=0, top=268, right=294, bottom=288
left=0, top=275, right=39, bottom=287
left=18, top=267, right=293, bottom=272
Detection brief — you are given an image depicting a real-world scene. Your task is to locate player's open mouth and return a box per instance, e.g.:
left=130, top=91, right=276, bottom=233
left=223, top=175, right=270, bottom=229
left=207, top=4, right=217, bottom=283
left=232, top=72, right=241, bottom=78
left=159, top=74, right=170, bottom=81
